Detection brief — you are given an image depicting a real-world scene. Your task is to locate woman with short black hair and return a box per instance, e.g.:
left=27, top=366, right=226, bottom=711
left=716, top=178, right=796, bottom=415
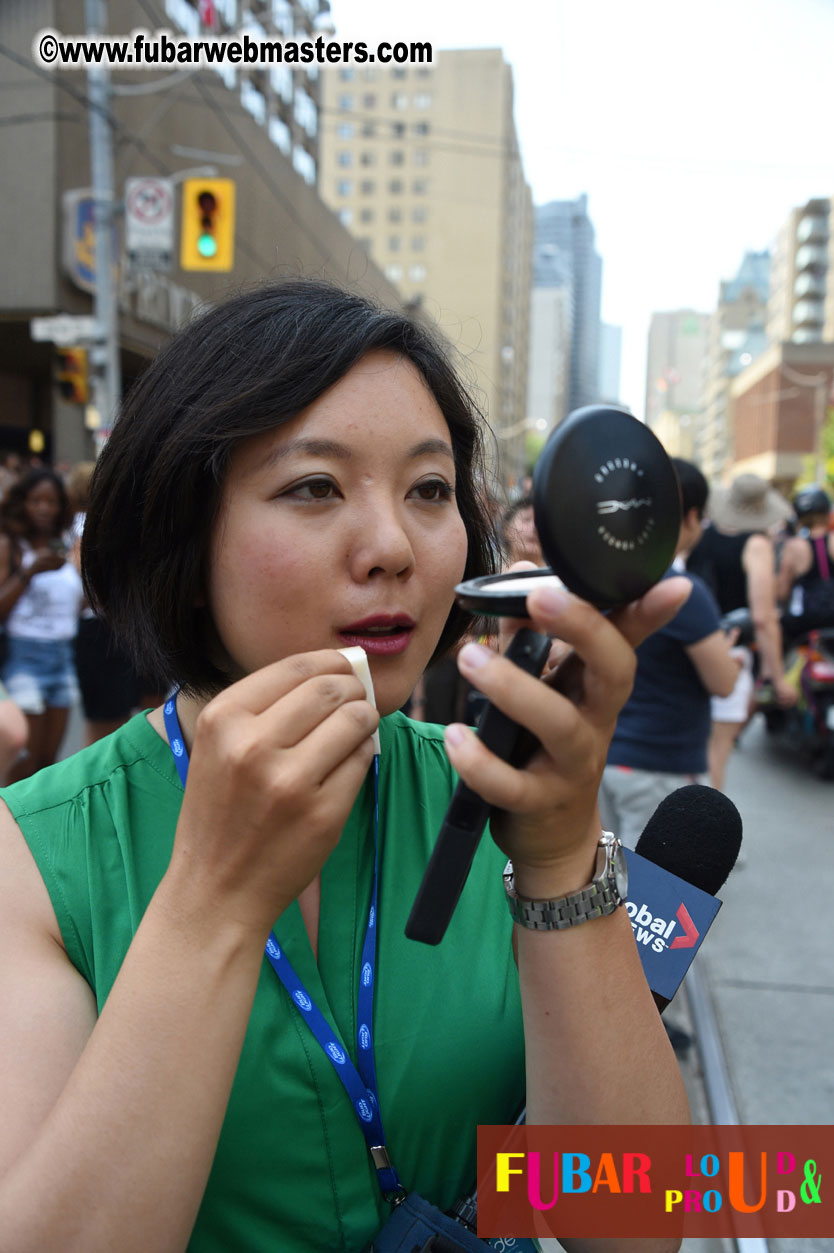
left=0, top=279, right=689, bottom=1253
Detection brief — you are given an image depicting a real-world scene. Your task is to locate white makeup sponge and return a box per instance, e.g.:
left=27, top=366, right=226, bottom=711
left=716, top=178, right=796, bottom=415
left=338, top=646, right=381, bottom=754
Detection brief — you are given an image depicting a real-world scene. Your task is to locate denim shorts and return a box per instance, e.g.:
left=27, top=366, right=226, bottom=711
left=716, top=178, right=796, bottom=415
left=2, top=636, right=80, bottom=715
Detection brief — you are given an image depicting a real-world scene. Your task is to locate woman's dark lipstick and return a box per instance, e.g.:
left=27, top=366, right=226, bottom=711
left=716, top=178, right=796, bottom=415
left=338, top=614, right=415, bottom=657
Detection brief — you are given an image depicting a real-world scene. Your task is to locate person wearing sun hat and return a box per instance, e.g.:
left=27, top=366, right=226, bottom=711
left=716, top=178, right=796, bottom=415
left=687, top=471, right=796, bottom=790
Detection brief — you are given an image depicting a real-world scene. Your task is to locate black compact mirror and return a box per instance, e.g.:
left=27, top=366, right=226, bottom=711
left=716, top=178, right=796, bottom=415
left=456, top=405, right=682, bottom=616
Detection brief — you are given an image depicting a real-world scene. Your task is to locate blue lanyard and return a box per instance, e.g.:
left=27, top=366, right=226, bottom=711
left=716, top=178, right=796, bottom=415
left=162, top=693, right=403, bottom=1199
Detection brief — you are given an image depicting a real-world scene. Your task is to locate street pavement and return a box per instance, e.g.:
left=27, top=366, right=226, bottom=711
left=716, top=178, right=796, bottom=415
left=683, top=712, right=833, bottom=1253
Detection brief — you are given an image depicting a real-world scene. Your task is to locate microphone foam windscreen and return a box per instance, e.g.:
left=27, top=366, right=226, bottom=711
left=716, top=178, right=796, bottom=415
left=635, top=784, right=742, bottom=897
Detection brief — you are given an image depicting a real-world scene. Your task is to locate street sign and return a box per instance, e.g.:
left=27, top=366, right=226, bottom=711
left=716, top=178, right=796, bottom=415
left=126, top=176, right=174, bottom=271
left=62, top=189, right=97, bottom=294
left=30, top=315, right=100, bottom=345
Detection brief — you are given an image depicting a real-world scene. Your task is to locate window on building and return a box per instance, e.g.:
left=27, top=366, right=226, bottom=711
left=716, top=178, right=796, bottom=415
left=339, top=68, right=355, bottom=81
left=415, top=67, right=432, bottom=78
left=388, top=179, right=404, bottom=194
left=392, top=67, right=407, bottom=80
left=294, top=88, right=317, bottom=137
left=411, top=236, right=425, bottom=251
left=412, top=179, right=428, bottom=195
left=408, top=264, right=427, bottom=281
left=389, top=150, right=405, bottom=166
left=391, top=92, right=408, bottom=110
left=361, top=121, right=376, bottom=138
left=269, top=115, right=291, bottom=155
left=337, top=151, right=353, bottom=167
left=362, top=93, right=377, bottom=109
left=270, top=0, right=292, bottom=36
left=413, top=93, right=431, bottom=109
left=241, top=80, right=267, bottom=126
left=388, top=206, right=403, bottom=222
left=338, top=94, right=353, bottom=110
left=411, top=205, right=427, bottom=223
left=339, top=208, right=354, bottom=226
left=388, top=236, right=401, bottom=252
left=391, top=121, right=406, bottom=138
left=359, top=208, right=374, bottom=224
left=360, top=179, right=376, bottom=195
left=413, top=149, right=429, bottom=166
left=385, top=263, right=404, bottom=281
left=337, top=121, right=355, bottom=139
left=270, top=64, right=293, bottom=103
left=337, top=179, right=353, bottom=197
left=359, top=150, right=376, bottom=166
left=293, top=146, right=316, bottom=185
left=414, top=121, right=430, bottom=135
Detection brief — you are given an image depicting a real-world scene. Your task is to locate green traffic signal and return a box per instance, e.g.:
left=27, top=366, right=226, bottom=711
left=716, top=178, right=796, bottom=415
left=197, top=190, right=218, bottom=258
left=180, top=178, right=235, bottom=271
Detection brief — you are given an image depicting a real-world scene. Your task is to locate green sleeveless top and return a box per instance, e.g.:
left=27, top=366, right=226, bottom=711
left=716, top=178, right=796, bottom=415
left=3, top=710, right=524, bottom=1252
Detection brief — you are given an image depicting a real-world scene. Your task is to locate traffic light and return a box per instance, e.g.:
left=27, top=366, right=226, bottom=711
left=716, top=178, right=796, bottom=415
left=180, top=177, right=235, bottom=271
left=55, top=347, right=89, bottom=404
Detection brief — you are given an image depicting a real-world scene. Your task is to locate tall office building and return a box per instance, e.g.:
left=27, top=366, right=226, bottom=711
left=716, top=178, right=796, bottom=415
left=526, top=244, right=572, bottom=433
left=598, top=323, right=623, bottom=406
left=644, top=310, right=710, bottom=457
left=768, top=198, right=834, bottom=346
left=533, top=196, right=602, bottom=414
left=319, top=49, right=533, bottom=486
left=697, top=251, right=770, bottom=483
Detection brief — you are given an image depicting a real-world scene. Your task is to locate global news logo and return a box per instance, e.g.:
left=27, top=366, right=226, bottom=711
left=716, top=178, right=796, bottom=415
left=625, top=900, right=699, bottom=954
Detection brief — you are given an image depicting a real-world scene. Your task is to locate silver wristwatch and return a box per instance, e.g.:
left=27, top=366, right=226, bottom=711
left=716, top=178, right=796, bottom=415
left=503, top=832, right=628, bottom=930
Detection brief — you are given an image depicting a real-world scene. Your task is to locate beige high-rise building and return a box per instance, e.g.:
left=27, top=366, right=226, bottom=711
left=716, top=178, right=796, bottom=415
left=319, top=49, right=533, bottom=487
left=768, top=197, right=834, bottom=346
left=644, top=310, right=710, bottom=458
left=696, top=251, right=770, bottom=484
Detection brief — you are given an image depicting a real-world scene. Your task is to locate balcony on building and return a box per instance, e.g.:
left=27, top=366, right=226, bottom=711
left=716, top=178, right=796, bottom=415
left=794, top=243, right=829, bottom=273
left=792, top=298, right=825, bottom=329
left=794, top=272, right=827, bottom=300
left=796, top=214, right=830, bottom=245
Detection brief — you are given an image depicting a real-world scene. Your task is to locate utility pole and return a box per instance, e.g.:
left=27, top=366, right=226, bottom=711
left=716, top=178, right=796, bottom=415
left=85, top=0, right=121, bottom=430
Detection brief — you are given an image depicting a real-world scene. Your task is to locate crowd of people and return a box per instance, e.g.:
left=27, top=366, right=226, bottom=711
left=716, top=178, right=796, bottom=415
left=416, top=458, right=834, bottom=802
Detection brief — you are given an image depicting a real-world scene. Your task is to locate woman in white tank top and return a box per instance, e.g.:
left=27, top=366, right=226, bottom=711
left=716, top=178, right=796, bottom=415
left=0, top=470, right=83, bottom=779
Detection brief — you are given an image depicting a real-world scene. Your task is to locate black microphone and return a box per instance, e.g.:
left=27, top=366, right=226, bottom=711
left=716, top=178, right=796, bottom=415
left=633, top=784, right=742, bottom=1011
left=634, top=784, right=742, bottom=896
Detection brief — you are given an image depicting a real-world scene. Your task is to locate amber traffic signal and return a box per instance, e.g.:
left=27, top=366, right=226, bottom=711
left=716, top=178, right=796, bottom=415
left=180, top=177, right=235, bottom=271
left=55, top=347, right=89, bottom=404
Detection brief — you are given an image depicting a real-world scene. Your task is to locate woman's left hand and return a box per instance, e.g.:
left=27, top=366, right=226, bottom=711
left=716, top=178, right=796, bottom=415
left=443, top=573, right=692, bottom=888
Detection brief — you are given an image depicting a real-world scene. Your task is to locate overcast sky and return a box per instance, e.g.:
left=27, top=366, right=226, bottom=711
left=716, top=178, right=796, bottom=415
left=328, top=0, right=834, bottom=417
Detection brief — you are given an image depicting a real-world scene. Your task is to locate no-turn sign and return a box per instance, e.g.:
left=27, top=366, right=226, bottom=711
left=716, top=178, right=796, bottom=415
left=126, top=177, right=174, bottom=271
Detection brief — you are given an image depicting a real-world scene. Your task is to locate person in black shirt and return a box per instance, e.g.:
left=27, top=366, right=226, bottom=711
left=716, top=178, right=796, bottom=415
left=687, top=472, right=796, bottom=789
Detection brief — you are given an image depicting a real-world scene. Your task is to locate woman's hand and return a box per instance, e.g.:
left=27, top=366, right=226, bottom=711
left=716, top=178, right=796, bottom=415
left=166, top=651, right=380, bottom=940
left=443, top=577, right=691, bottom=889
left=27, top=548, right=68, bottom=577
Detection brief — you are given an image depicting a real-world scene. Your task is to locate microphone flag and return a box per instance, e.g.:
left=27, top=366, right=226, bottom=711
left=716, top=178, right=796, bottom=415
left=624, top=848, right=723, bottom=1000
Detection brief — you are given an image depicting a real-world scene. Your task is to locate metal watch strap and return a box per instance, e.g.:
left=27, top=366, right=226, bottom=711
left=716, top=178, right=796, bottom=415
left=503, top=832, right=625, bottom=931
